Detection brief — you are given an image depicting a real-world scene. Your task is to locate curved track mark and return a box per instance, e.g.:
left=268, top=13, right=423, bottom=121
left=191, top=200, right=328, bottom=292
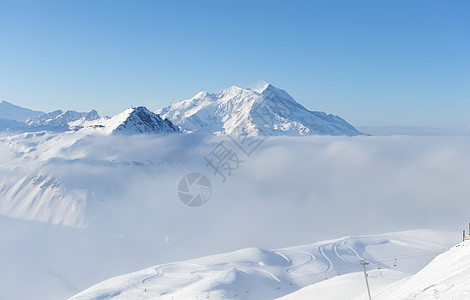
left=286, top=251, right=316, bottom=275
left=333, top=242, right=347, bottom=262
left=273, top=250, right=291, bottom=264
left=141, top=267, right=164, bottom=285
left=319, top=244, right=333, bottom=273
left=344, top=241, right=363, bottom=261
left=256, top=268, right=281, bottom=283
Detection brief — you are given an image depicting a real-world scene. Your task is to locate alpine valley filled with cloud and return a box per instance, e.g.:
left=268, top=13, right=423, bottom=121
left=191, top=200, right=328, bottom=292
left=1, top=83, right=470, bottom=299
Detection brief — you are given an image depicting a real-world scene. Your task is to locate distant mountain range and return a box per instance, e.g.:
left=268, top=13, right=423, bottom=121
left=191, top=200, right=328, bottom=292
left=0, top=101, right=101, bottom=133
left=0, top=84, right=363, bottom=136
left=0, top=100, right=44, bottom=122
left=26, top=109, right=100, bottom=127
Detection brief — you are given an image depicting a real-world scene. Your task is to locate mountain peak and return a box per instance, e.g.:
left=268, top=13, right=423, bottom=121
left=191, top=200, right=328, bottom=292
left=158, top=84, right=364, bottom=136
left=193, top=91, right=210, bottom=99
left=248, top=81, right=270, bottom=94
left=112, top=106, right=180, bottom=134
left=220, top=85, right=249, bottom=96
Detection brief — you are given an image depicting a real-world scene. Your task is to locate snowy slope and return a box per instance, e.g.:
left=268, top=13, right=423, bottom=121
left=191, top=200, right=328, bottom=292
left=0, top=100, right=44, bottom=122
left=373, top=242, right=470, bottom=299
left=0, top=115, right=179, bottom=227
left=277, top=269, right=406, bottom=300
left=0, top=130, right=93, bottom=226
left=0, top=107, right=180, bottom=227
left=280, top=241, right=470, bottom=300
left=157, top=83, right=363, bottom=136
left=70, top=230, right=452, bottom=300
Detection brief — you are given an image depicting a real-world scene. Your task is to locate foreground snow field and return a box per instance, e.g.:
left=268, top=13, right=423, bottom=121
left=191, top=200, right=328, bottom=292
left=278, top=242, right=470, bottom=300
left=70, top=230, right=454, bottom=300
left=373, top=242, right=470, bottom=299
left=277, top=269, right=405, bottom=300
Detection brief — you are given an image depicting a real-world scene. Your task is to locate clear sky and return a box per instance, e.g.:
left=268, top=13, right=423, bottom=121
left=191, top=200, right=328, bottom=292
left=0, top=0, right=469, bottom=128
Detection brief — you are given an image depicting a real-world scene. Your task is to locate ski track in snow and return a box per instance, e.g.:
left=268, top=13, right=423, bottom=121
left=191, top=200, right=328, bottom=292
left=256, top=268, right=282, bottom=284
left=141, top=266, right=165, bottom=285
left=141, top=262, right=205, bottom=290
left=333, top=242, right=347, bottom=262
left=285, top=250, right=316, bottom=275
left=137, top=244, right=359, bottom=297
left=272, top=251, right=290, bottom=264
left=344, top=240, right=363, bottom=260
left=319, top=244, right=334, bottom=273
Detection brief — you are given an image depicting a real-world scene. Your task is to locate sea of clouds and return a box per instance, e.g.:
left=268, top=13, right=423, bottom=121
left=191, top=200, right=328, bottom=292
left=0, top=132, right=469, bottom=299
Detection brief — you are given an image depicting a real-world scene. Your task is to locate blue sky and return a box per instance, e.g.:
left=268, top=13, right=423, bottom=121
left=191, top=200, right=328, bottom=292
left=0, top=0, right=469, bottom=127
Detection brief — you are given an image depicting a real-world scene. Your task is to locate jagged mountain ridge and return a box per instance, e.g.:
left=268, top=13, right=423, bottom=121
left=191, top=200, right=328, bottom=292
left=157, top=83, right=363, bottom=136
left=0, top=103, right=179, bottom=135
left=27, top=109, right=101, bottom=127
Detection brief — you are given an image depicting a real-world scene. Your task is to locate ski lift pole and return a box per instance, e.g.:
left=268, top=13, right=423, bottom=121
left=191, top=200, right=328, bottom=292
left=360, top=260, right=372, bottom=300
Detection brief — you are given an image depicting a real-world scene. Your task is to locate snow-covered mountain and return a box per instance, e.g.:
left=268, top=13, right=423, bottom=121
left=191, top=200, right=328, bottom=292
left=0, top=100, right=44, bottom=122
left=77, top=106, right=180, bottom=134
left=2, top=84, right=362, bottom=136
left=157, top=83, right=363, bottom=136
left=69, top=230, right=453, bottom=300
left=26, top=109, right=100, bottom=127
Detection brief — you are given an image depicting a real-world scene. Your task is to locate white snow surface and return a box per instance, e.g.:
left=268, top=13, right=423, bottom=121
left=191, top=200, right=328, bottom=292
left=373, top=241, right=470, bottom=300
left=70, top=230, right=453, bottom=300
left=277, top=269, right=405, bottom=300
left=157, top=84, right=363, bottom=136
left=276, top=241, right=470, bottom=300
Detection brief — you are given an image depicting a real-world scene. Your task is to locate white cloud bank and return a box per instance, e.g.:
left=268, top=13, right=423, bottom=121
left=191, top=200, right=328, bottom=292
left=0, top=132, right=469, bottom=299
